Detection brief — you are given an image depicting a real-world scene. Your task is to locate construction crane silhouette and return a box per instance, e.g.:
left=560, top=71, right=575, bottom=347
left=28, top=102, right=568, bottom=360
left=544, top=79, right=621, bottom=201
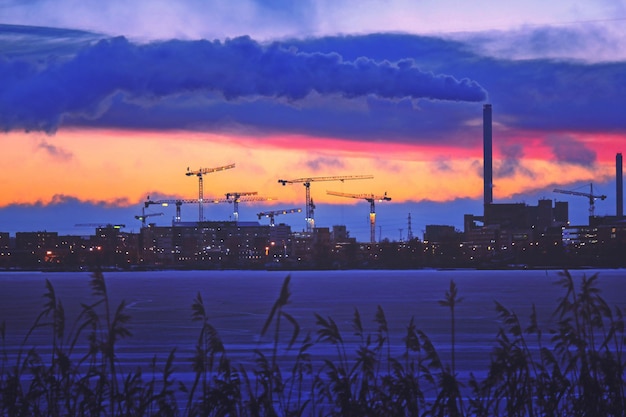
left=145, top=197, right=231, bottom=223
left=145, top=195, right=265, bottom=223
left=134, top=209, right=164, bottom=228
left=327, top=190, right=391, bottom=243
left=186, top=163, right=235, bottom=222
left=278, top=175, right=373, bottom=232
left=554, top=183, right=607, bottom=217
left=145, top=198, right=202, bottom=223
left=225, top=192, right=274, bottom=222
left=75, top=223, right=126, bottom=229
left=257, top=208, right=302, bottom=226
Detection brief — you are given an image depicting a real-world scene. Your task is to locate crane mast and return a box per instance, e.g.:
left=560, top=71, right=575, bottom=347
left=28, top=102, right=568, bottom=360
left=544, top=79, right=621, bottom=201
left=225, top=192, right=274, bottom=222
left=186, top=163, right=235, bottom=222
left=145, top=198, right=201, bottom=223
left=135, top=209, right=164, bottom=228
left=327, top=190, right=391, bottom=243
left=225, top=191, right=257, bottom=222
left=553, top=183, right=607, bottom=217
left=278, top=174, right=373, bottom=233
left=145, top=198, right=214, bottom=223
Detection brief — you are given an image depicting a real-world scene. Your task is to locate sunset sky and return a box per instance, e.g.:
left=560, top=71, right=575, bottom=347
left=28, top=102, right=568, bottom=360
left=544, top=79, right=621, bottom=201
left=1, top=0, right=625, bottom=242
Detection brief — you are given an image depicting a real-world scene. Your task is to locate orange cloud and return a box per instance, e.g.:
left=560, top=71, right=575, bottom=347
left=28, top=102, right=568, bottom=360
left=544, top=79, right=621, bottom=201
left=1, top=128, right=622, bottom=209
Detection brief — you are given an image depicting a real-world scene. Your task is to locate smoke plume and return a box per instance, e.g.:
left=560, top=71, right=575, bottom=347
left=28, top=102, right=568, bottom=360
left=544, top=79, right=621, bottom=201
left=0, top=35, right=487, bottom=133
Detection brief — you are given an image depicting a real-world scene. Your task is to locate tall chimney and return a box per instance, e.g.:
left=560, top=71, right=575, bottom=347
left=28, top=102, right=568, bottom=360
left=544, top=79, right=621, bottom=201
left=617, top=153, right=623, bottom=218
left=483, top=104, right=493, bottom=206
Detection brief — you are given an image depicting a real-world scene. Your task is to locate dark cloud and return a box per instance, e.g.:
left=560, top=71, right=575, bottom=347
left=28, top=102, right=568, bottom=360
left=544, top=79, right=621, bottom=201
left=549, top=135, right=597, bottom=167
left=306, top=157, right=345, bottom=171
left=484, top=59, right=626, bottom=133
left=281, top=33, right=626, bottom=134
left=37, top=138, right=73, bottom=161
left=433, top=158, right=453, bottom=172
left=458, top=24, right=622, bottom=62
left=0, top=24, right=102, bottom=60
left=48, top=194, right=81, bottom=205
left=494, top=143, right=535, bottom=179
left=0, top=31, right=486, bottom=133
left=0, top=195, right=140, bottom=234
left=46, top=194, right=132, bottom=207
left=2, top=27, right=625, bottom=148
left=66, top=92, right=480, bottom=144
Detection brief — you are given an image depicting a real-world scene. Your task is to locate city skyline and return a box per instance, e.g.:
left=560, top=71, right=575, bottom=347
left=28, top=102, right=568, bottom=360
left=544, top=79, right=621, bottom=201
left=1, top=1, right=626, bottom=242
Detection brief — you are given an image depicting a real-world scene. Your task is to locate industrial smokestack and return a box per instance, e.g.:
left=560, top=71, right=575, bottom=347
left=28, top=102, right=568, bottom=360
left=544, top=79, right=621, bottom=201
left=483, top=104, right=493, bottom=206
left=617, top=153, right=623, bottom=218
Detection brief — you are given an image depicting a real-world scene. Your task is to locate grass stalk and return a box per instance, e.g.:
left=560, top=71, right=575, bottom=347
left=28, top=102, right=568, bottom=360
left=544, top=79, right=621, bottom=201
left=1, top=270, right=624, bottom=416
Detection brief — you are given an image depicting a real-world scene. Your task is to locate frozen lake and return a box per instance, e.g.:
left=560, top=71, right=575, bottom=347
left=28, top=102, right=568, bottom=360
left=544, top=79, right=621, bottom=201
left=1, top=268, right=625, bottom=381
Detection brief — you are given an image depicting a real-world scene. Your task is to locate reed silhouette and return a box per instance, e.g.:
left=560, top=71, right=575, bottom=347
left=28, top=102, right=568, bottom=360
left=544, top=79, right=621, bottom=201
left=0, top=270, right=624, bottom=416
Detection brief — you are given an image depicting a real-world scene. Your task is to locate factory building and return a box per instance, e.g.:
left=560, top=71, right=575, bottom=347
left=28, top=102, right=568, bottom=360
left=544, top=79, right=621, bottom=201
left=139, top=220, right=293, bottom=268
left=458, top=103, right=626, bottom=267
left=0, top=232, right=9, bottom=268
left=460, top=104, right=572, bottom=265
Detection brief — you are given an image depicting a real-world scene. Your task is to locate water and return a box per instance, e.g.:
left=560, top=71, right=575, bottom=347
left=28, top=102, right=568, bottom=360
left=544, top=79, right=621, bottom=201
left=1, top=268, right=625, bottom=382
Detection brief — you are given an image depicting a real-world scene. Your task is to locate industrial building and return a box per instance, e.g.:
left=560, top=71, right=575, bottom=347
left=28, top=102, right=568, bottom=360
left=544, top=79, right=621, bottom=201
left=444, top=104, right=626, bottom=267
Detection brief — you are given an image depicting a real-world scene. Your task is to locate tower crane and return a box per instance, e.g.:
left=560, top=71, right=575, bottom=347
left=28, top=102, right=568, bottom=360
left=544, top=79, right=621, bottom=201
left=257, top=208, right=302, bottom=226
left=145, top=198, right=202, bottom=223
left=145, top=195, right=265, bottom=223
left=75, top=223, right=126, bottom=229
left=278, top=175, right=373, bottom=233
left=186, top=163, right=235, bottom=222
left=553, top=183, right=607, bottom=217
left=134, top=209, right=164, bottom=228
left=327, top=190, right=391, bottom=243
left=225, top=192, right=275, bottom=222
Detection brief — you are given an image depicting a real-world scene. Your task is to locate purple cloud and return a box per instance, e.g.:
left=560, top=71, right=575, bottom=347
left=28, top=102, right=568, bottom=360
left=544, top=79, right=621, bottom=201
left=549, top=135, right=597, bottom=167
left=37, top=139, right=73, bottom=161
left=0, top=31, right=486, bottom=133
left=1, top=26, right=625, bottom=152
left=494, top=143, right=535, bottom=179
left=306, top=157, right=345, bottom=171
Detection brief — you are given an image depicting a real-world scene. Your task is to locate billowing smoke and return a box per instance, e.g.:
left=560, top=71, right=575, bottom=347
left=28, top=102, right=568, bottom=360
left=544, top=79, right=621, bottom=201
left=550, top=135, right=597, bottom=167
left=495, top=143, right=535, bottom=179
left=0, top=35, right=487, bottom=133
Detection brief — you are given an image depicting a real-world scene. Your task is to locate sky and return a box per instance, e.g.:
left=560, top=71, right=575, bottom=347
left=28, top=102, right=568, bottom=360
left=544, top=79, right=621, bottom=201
left=1, top=0, right=626, bottom=242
